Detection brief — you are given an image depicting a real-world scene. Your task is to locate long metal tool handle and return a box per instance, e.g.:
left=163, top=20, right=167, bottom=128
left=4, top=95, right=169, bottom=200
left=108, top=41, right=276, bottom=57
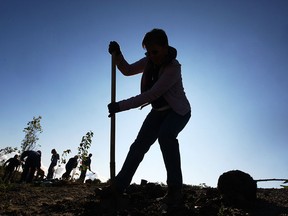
left=110, top=53, right=116, bottom=181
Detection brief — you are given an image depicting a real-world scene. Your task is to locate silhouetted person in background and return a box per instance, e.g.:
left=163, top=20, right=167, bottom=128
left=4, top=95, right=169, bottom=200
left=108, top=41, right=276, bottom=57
left=97, top=29, right=191, bottom=207
left=46, top=149, right=60, bottom=179
left=62, top=155, right=78, bottom=180
left=79, top=153, right=93, bottom=183
left=20, top=150, right=42, bottom=183
left=2, top=154, right=20, bottom=183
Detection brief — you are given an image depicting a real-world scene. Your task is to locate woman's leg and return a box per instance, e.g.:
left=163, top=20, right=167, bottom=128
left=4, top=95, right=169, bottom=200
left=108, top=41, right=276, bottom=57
left=158, top=111, right=191, bottom=190
left=115, top=110, right=163, bottom=191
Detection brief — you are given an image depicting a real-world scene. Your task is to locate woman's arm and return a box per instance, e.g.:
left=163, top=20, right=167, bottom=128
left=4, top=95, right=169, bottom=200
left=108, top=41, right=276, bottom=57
left=116, top=54, right=147, bottom=76
left=118, top=60, right=181, bottom=111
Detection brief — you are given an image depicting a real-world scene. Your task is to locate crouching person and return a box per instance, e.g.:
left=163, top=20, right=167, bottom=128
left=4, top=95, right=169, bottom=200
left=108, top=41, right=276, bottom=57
left=2, top=154, right=21, bottom=183
left=20, top=150, right=42, bottom=183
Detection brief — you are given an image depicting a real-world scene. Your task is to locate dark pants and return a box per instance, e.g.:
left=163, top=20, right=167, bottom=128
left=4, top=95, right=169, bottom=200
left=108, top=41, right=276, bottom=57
left=115, top=109, right=191, bottom=192
left=47, top=164, right=56, bottom=179
left=79, top=169, right=87, bottom=183
left=2, top=167, right=16, bottom=182
left=21, top=164, right=37, bottom=183
left=62, top=166, right=74, bottom=179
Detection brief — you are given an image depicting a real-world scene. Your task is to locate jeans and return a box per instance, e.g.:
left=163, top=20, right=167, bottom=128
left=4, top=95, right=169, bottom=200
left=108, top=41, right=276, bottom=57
left=47, top=163, right=56, bottom=179
left=21, top=163, right=37, bottom=183
left=115, top=108, right=191, bottom=192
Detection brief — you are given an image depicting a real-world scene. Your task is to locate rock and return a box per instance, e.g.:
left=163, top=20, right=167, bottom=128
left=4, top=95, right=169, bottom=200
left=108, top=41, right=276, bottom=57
left=217, top=170, right=257, bottom=208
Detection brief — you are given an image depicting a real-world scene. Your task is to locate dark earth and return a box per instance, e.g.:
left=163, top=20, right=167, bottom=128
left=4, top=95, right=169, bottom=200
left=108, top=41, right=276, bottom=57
left=0, top=179, right=288, bottom=216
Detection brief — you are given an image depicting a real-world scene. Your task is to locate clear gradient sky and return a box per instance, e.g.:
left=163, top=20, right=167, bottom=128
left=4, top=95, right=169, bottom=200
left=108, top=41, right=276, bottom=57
left=1, top=0, right=287, bottom=188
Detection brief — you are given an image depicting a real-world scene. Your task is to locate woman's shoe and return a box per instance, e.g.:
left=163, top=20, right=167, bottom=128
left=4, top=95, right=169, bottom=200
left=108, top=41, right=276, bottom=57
left=158, top=189, right=183, bottom=206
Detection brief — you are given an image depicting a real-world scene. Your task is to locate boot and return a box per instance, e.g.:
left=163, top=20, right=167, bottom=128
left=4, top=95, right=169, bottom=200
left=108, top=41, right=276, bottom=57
left=159, top=188, right=183, bottom=206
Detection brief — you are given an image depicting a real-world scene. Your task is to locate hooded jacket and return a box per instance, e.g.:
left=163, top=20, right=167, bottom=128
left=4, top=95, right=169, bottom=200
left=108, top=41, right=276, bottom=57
left=115, top=46, right=191, bottom=116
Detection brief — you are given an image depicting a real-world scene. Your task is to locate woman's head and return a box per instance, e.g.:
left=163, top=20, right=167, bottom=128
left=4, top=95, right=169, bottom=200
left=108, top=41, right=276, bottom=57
left=142, top=28, right=169, bottom=48
left=142, top=29, right=169, bottom=65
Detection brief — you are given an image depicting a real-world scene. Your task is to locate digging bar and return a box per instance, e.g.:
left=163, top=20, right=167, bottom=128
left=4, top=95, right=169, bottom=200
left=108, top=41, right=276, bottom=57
left=110, top=52, right=116, bottom=182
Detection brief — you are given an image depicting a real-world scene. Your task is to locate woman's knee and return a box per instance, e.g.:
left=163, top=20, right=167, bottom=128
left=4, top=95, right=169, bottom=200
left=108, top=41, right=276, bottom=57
left=158, top=131, right=176, bottom=145
left=129, top=141, right=151, bottom=155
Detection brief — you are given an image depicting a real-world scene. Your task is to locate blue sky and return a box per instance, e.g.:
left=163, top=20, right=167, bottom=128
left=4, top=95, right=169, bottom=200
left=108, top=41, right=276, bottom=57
left=1, top=0, right=287, bottom=188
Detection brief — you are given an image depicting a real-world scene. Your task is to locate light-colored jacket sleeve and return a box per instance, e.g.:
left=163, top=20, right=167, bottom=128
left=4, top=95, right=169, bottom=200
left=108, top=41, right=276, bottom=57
left=118, top=60, right=182, bottom=111
left=115, top=54, right=147, bottom=76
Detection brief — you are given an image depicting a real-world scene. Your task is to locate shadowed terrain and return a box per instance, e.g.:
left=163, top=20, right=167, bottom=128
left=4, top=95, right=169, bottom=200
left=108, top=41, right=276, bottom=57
left=0, top=179, right=288, bottom=216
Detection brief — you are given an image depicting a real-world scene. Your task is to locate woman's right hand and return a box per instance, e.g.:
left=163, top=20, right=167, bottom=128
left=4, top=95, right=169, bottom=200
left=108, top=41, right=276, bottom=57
left=108, top=41, right=121, bottom=56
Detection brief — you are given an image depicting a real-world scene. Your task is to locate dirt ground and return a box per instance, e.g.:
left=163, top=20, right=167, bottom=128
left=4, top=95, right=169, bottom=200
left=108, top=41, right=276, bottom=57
left=0, top=180, right=288, bottom=216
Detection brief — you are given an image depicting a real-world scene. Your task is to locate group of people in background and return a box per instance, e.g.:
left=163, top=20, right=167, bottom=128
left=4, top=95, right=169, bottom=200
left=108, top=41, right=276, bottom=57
left=61, top=153, right=93, bottom=183
left=1, top=148, right=93, bottom=183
